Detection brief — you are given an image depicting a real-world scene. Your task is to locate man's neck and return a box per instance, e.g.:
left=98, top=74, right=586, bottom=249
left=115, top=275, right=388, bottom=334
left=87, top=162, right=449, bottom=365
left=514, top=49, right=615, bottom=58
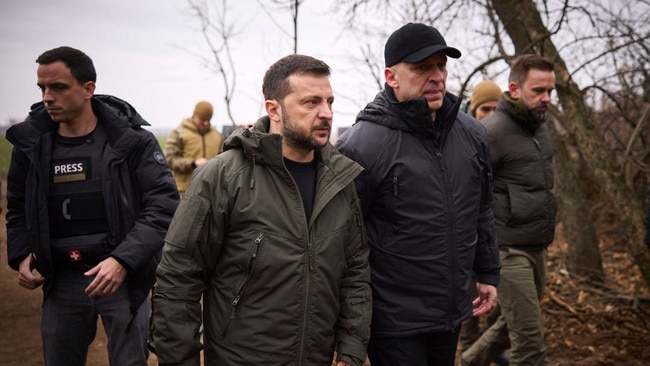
left=57, top=113, right=98, bottom=137
left=283, top=145, right=315, bottom=163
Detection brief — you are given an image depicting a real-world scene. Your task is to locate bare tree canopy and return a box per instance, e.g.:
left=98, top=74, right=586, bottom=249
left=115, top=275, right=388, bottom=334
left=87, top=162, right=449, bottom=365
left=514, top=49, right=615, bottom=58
left=189, top=1, right=650, bottom=285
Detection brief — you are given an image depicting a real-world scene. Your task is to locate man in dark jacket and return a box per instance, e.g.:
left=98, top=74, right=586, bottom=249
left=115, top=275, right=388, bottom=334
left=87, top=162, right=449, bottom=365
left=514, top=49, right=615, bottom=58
left=152, top=54, right=371, bottom=366
left=335, top=23, right=500, bottom=366
left=5, top=46, right=179, bottom=366
left=461, top=54, right=557, bottom=366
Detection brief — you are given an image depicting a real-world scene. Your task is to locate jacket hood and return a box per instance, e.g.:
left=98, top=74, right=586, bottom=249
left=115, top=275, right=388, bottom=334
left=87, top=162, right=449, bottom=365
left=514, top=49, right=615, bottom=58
left=223, top=116, right=362, bottom=187
left=356, top=83, right=462, bottom=140
left=180, top=117, right=213, bottom=136
left=92, top=94, right=150, bottom=128
left=7, top=94, right=150, bottom=150
left=222, top=116, right=285, bottom=169
left=223, top=116, right=344, bottom=167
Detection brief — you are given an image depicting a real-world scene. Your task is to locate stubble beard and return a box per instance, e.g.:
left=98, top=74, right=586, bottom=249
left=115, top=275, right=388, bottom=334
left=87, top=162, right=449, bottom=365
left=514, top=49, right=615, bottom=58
left=281, top=110, right=330, bottom=152
left=529, top=103, right=550, bottom=124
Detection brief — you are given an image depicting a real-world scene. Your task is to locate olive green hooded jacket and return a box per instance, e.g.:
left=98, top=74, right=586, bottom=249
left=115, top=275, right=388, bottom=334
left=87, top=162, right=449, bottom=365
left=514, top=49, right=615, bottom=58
left=153, top=116, right=371, bottom=366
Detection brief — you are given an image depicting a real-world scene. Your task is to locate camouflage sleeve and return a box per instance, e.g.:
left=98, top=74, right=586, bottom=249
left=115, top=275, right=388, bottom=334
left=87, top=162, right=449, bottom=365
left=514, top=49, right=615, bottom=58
left=164, top=127, right=194, bottom=173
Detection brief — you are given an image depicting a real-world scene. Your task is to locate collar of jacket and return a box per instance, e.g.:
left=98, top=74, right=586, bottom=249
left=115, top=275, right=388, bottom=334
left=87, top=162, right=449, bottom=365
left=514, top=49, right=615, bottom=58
left=180, top=117, right=212, bottom=136
left=223, top=115, right=362, bottom=190
left=7, top=94, right=149, bottom=152
left=223, top=115, right=352, bottom=168
left=499, top=92, right=547, bottom=132
left=222, top=116, right=286, bottom=170
left=356, top=83, right=462, bottom=139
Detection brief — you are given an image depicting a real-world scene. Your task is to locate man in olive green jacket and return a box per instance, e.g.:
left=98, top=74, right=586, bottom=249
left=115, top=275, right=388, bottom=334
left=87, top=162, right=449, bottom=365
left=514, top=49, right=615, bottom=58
left=153, top=54, right=371, bottom=366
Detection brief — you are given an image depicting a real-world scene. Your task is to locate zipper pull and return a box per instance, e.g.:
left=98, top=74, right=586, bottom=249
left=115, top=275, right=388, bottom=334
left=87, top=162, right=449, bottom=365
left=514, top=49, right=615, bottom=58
left=252, top=233, right=263, bottom=258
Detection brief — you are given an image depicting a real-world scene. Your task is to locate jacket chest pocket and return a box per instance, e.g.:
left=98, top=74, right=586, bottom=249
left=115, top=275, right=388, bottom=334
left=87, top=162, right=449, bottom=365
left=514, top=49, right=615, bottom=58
left=222, top=232, right=264, bottom=337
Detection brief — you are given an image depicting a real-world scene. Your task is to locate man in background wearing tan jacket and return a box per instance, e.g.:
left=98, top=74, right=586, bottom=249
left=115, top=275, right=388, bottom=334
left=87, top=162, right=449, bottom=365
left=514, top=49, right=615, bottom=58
left=165, top=100, right=223, bottom=194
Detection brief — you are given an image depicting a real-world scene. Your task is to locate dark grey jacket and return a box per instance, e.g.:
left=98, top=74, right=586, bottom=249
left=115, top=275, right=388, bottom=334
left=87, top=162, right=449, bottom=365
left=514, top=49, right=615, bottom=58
left=153, top=116, right=371, bottom=366
left=335, top=86, right=500, bottom=338
left=6, top=95, right=179, bottom=314
left=482, top=94, right=557, bottom=250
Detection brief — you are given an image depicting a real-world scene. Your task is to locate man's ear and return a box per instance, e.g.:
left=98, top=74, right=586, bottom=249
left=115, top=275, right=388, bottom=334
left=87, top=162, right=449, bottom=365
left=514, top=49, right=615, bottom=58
left=508, top=81, right=520, bottom=99
left=265, top=100, right=281, bottom=122
left=83, top=81, right=96, bottom=100
left=265, top=100, right=285, bottom=134
left=385, top=67, right=399, bottom=89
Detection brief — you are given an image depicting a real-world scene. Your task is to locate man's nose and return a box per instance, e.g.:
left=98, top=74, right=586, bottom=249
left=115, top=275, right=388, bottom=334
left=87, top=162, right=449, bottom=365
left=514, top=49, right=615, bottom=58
left=42, top=88, right=54, bottom=102
left=428, top=68, right=444, bottom=83
left=318, top=103, right=333, bottom=119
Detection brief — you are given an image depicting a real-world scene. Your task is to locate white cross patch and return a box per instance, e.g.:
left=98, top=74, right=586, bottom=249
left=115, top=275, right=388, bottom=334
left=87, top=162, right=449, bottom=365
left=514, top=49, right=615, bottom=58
left=68, top=250, right=82, bottom=262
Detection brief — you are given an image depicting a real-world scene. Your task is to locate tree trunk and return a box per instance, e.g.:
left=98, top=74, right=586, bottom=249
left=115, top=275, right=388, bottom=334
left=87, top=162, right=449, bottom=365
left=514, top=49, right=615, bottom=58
left=490, top=0, right=650, bottom=286
left=490, top=0, right=607, bottom=281
left=552, top=127, right=604, bottom=281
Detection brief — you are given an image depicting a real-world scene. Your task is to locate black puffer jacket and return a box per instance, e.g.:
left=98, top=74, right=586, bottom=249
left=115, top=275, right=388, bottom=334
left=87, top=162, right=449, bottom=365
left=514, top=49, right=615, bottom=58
left=6, top=95, right=179, bottom=314
left=335, top=86, right=500, bottom=337
left=482, top=94, right=557, bottom=250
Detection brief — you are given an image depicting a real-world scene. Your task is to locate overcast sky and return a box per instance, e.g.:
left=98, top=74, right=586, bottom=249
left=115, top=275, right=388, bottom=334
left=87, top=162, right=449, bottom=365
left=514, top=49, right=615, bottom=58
left=0, top=0, right=374, bottom=134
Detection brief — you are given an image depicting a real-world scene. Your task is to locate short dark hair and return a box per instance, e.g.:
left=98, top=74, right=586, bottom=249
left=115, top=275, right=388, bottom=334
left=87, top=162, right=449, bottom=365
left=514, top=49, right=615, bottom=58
left=509, top=54, right=554, bottom=85
left=36, top=46, right=97, bottom=84
left=262, top=54, right=330, bottom=102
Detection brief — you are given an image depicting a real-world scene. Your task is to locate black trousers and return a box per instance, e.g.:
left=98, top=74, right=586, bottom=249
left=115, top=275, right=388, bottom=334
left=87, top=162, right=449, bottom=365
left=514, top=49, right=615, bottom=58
left=367, top=329, right=461, bottom=366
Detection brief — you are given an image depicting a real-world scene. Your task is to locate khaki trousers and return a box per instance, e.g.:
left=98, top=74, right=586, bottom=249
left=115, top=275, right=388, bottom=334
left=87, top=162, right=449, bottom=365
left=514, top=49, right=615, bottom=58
left=462, top=248, right=546, bottom=366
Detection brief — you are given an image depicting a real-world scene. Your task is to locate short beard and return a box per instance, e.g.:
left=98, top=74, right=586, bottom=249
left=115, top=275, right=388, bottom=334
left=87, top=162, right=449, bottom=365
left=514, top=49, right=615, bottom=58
left=280, top=106, right=329, bottom=152
left=529, top=104, right=549, bottom=124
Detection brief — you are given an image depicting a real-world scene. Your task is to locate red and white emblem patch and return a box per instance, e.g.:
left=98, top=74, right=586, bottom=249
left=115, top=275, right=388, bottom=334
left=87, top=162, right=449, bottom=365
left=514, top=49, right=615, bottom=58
left=68, top=250, right=82, bottom=262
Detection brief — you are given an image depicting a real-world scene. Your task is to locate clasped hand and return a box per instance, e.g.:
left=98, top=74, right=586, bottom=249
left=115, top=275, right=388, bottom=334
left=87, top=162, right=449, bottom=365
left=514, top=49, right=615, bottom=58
left=19, top=255, right=126, bottom=298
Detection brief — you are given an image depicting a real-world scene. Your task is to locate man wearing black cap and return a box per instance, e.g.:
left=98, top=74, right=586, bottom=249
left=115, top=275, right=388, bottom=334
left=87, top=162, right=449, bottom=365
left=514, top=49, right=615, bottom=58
left=336, top=23, right=500, bottom=365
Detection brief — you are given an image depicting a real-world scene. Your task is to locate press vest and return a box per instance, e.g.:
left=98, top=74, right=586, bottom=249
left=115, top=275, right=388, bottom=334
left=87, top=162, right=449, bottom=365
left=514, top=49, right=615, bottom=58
left=48, top=125, right=112, bottom=266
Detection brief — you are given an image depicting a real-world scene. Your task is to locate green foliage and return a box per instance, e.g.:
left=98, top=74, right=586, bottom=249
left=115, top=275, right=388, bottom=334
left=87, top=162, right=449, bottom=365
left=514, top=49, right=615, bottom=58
left=0, top=135, right=12, bottom=175
left=156, top=135, right=167, bottom=150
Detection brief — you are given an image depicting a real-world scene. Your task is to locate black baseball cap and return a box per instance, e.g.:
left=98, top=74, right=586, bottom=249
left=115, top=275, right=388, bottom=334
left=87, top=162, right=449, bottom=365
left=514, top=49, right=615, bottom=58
left=384, top=23, right=462, bottom=67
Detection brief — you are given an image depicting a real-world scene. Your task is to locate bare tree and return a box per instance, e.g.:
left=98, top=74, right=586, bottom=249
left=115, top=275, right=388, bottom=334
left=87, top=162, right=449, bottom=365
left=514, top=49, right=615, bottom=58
left=187, top=0, right=240, bottom=126
left=255, top=0, right=305, bottom=53
left=334, top=0, right=650, bottom=285
left=186, top=0, right=309, bottom=126
left=489, top=0, right=650, bottom=285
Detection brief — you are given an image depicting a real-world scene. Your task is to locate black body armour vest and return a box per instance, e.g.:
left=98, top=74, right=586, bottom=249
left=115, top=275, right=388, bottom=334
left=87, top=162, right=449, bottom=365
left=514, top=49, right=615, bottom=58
left=49, top=124, right=109, bottom=240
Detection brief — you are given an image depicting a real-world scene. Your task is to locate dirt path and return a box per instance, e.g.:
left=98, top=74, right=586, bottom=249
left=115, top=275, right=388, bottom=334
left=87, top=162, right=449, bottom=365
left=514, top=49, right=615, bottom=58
left=0, top=177, right=157, bottom=365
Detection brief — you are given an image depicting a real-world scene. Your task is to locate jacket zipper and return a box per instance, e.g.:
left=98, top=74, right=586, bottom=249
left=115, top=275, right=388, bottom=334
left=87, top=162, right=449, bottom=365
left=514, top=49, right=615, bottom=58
left=223, top=232, right=263, bottom=336
left=435, top=148, right=459, bottom=331
left=297, top=238, right=313, bottom=365
left=533, top=136, right=554, bottom=241
left=202, top=134, right=207, bottom=158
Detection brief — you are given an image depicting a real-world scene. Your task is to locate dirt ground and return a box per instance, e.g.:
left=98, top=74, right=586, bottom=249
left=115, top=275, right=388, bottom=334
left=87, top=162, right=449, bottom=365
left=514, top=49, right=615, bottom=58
left=1, top=174, right=649, bottom=365
left=0, top=177, right=158, bottom=365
